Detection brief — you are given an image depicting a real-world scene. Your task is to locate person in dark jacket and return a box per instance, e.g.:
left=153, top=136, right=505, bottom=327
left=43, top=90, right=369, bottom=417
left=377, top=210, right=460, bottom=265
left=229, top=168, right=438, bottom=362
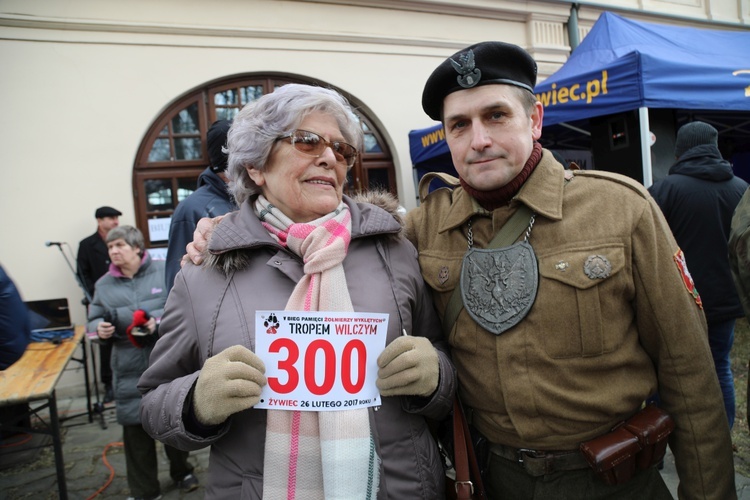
left=77, top=205, right=122, bottom=402
left=78, top=206, right=122, bottom=296
left=164, top=119, right=235, bottom=290
left=0, top=264, right=31, bottom=370
left=649, top=120, right=748, bottom=428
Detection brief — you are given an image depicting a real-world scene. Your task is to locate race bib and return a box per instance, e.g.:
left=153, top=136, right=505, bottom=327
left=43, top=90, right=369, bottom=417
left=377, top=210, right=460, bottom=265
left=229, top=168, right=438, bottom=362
left=254, top=311, right=389, bottom=411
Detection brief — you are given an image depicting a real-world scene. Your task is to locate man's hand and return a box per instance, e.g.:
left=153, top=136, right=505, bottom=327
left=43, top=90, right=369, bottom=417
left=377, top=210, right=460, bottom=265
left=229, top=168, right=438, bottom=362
left=181, top=215, right=224, bottom=268
left=376, top=336, right=439, bottom=397
left=193, top=345, right=267, bottom=426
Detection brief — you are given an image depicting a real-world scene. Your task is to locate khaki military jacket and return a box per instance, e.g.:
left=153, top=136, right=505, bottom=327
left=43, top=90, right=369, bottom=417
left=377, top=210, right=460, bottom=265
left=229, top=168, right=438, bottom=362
left=729, top=186, right=750, bottom=322
left=404, top=150, right=735, bottom=500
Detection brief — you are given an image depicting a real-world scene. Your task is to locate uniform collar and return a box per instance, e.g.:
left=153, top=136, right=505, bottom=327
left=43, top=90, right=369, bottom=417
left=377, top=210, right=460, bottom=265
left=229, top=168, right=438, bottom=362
left=436, top=149, right=565, bottom=234
left=514, top=149, right=566, bottom=221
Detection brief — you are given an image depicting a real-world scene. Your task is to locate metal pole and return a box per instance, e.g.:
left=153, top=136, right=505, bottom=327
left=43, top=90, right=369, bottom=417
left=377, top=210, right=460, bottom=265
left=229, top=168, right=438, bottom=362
left=568, top=3, right=580, bottom=50
left=639, top=107, right=653, bottom=187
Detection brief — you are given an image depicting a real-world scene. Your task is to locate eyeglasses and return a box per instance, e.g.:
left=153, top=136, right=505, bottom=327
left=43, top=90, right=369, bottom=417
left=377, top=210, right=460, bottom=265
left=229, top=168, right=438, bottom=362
left=277, top=129, right=358, bottom=168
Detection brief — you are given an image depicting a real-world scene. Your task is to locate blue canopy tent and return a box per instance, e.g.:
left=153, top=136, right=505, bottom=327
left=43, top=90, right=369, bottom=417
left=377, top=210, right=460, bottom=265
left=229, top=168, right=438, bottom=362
left=409, top=123, right=456, bottom=199
left=409, top=13, right=750, bottom=191
left=409, top=123, right=452, bottom=175
left=534, top=12, right=750, bottom=185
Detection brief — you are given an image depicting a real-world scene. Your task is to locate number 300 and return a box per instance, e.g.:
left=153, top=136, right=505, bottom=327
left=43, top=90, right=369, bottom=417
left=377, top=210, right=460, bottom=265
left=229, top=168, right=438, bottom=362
left=267, top=338, right=367, bottom=395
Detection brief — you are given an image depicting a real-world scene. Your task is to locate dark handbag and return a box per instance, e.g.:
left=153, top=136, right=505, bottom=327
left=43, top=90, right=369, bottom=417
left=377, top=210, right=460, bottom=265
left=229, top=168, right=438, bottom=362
left=445, top=397, right=487, bottom=500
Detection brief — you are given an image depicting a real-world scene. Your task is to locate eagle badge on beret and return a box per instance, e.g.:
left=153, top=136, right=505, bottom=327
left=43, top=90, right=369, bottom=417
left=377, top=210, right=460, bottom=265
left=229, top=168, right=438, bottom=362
left=450, top=49, right=482, bottom=88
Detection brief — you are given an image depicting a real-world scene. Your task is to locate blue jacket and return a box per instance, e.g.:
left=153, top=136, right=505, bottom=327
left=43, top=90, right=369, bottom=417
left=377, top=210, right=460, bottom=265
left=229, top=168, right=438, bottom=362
left=649, top=144, right=749, bottom=323
left=164, top=167, right=234, bottom=290
left=0, top=265, right=31, bottom=370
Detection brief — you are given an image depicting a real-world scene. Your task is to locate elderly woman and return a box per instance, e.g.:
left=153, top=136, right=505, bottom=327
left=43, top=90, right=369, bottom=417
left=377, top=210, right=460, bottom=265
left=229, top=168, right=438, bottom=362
left=138, top=84, right=455, bottom=499
left=87, top=225, right=198, bottom=500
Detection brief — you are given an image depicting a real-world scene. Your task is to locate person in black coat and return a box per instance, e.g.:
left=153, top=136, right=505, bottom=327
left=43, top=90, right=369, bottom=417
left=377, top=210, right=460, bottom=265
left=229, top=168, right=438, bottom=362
left=164, top=119, right=235, bottom=290
left=77, top=205, right=121, bottom=402
left=649, top=121, right=749, bottom=428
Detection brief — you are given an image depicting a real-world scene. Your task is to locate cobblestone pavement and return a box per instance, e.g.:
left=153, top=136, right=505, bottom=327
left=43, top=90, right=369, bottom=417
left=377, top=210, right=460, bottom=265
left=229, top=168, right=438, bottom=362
left=1, top=394, right=750, bottom=499
left=1, top=395, right=208, bottom=499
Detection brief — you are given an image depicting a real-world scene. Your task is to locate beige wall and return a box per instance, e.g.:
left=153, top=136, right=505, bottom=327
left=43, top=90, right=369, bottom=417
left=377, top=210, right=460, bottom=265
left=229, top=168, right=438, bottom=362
left=0, top=0, right=747, bottom=392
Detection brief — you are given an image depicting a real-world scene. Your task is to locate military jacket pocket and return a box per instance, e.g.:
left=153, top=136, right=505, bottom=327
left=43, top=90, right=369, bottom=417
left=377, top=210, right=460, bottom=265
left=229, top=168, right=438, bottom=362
left=419, top=250, right=481, bottom=352
left=536, top=243, right=628, bottom=358
left=419, top=249, right=464, bottom=294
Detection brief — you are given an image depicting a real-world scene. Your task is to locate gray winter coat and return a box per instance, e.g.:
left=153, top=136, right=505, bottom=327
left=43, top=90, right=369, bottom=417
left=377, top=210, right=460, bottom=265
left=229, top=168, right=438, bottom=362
left=138, top=196, right=455, bottom=499
left=87, top=253, right=168, bottom=426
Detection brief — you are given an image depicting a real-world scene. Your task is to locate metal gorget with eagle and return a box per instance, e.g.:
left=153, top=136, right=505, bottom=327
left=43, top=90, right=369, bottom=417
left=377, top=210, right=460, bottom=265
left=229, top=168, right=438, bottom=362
left=460, top=217, right=539, bottom=335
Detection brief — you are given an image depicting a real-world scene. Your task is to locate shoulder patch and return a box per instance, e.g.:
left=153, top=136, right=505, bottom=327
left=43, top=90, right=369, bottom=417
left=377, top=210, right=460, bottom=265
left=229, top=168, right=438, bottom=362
left=572, top=170, right=649, bottom=199
left=673, top=249, right=703, bottom=309
left=419, top=172, right=460, bottom=202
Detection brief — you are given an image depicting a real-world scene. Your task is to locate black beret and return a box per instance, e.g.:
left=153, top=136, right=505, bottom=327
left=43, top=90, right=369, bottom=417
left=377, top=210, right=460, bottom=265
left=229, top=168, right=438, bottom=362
left=95, top=206, right=122, bottom=218
left=207, top=119, right=232, bottom=173
left=422, top=41, right=538, bottom=121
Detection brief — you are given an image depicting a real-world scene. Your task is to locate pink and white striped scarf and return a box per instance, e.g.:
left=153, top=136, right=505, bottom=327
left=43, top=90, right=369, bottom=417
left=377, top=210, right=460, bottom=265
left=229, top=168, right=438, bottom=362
left=255, top=196, right=380, bottom=500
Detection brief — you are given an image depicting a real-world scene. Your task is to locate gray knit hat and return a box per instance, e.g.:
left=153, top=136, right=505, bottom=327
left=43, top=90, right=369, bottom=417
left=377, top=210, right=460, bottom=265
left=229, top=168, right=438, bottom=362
left=674, top=121, right=718, bottom=159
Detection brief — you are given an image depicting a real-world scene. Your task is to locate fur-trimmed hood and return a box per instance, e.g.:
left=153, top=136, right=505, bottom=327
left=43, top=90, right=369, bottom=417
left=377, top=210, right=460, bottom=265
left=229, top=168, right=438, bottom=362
left=203, top=191, right=404, bottom=275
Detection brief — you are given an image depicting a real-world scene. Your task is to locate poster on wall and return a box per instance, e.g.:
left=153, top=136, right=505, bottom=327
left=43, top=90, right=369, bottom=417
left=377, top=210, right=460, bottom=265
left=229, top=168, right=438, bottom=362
left=148, top=217, right=171, bottom=243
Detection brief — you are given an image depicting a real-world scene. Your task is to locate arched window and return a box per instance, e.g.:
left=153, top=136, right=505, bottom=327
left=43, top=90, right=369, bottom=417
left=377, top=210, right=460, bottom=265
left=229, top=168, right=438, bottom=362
left=133, top=74, right=396, bottom=248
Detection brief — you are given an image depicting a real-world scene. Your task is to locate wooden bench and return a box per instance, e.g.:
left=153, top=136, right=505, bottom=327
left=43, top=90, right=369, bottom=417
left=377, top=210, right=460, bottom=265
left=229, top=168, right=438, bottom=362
left=0, top=325, right=86, bottom=500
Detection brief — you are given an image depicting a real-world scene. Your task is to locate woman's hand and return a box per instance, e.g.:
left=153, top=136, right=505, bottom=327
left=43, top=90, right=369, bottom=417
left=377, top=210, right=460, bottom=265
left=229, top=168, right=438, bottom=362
left=193, top=345, right=267, bottom=426
left=144, top=316, right=157, bottom=334
left=97, top=321, right=115, bottom=339
left=376, top=336, right=439, bottom=397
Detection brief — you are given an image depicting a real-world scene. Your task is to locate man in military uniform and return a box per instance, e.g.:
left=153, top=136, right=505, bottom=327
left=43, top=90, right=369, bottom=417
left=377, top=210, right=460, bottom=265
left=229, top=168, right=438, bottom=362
left=406, top=41, right=735, bottom=499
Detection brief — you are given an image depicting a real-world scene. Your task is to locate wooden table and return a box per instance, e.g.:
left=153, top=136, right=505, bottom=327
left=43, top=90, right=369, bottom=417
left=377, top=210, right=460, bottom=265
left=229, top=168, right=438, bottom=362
left=0, top=325, right=86, bottom=500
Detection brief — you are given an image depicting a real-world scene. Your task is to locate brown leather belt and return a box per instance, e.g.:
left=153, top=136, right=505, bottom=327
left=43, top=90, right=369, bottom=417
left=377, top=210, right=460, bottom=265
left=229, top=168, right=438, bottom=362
left=489, top=443, right=589, bottom=477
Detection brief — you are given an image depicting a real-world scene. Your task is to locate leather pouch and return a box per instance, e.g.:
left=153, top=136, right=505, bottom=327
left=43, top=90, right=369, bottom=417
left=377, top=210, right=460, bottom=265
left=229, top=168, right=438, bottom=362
left=580, top=426, right=642, bottom=485
left=623, top=404, right=675, bottom=470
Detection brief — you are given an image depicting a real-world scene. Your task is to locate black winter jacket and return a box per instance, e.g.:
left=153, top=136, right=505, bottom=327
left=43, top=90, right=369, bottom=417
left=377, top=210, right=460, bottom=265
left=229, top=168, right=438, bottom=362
left=649, top=144, right=748, bottom=323
left=77, top=231, right=110, bottom=298
left=164, top=167, right=235, bottom=290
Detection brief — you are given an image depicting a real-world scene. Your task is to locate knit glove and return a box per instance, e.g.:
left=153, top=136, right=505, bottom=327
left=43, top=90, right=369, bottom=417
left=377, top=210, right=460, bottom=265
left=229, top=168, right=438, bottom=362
left=193, top=345, right=267, bottom=426
left=126, top=309, right=151, bottom=348
left=376, top=336, right=439, bottom=397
